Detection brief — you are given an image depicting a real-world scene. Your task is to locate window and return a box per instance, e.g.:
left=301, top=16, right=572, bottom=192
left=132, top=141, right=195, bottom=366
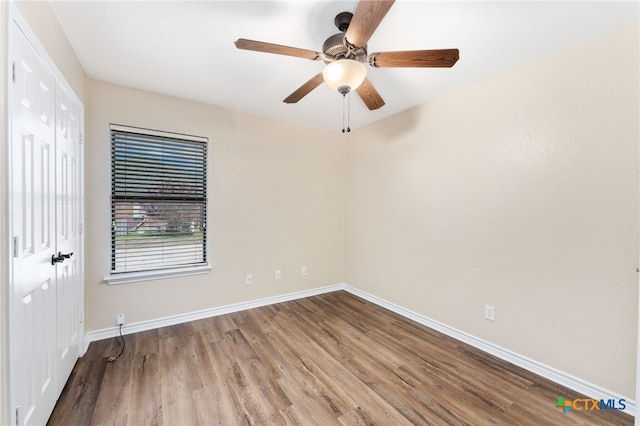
left=108, top=124, right=208, bottom=282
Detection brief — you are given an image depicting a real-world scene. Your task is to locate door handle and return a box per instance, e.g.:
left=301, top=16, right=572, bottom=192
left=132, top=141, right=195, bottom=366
left=51, top=251, right=73, bottom=265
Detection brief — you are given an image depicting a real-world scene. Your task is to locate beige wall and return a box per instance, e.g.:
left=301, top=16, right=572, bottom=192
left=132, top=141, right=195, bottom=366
left=346, top=24, right=640, bottom=398
left=85, top=80, right=346, bottom=331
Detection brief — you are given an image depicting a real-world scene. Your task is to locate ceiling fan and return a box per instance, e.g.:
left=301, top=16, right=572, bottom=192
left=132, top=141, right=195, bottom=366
left=234, top=0, right=459, bottom=111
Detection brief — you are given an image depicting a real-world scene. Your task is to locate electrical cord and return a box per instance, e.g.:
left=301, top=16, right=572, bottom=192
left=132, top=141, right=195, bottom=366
left=107, top=323, right=125, bottom=362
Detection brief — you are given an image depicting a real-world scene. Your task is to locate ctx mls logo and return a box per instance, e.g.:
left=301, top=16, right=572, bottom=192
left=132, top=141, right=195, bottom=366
left=555, top=396, right=626, bottom=414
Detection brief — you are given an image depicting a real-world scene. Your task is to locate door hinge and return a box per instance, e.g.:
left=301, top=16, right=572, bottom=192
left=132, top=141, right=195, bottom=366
left=15, top=406, right=21, bottom=426
left=79, top=222, right=83, bottom=235
left=11, top=62, right=16, bottom=84
left=79, top=311, right=84, bottom=323
left=13, top=237, right=19, bottom=258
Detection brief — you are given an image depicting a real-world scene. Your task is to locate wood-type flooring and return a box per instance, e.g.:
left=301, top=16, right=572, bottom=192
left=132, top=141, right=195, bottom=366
left=48, top=291, right=632, bottom=425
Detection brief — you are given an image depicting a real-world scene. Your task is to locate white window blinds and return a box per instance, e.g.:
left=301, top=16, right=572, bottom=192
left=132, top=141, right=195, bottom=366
left=110, top=124, right=208, bottom=274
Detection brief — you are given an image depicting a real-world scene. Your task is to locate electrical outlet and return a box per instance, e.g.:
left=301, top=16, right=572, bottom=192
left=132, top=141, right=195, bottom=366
left=484, top=305, right=495, bottom=321
left=116, top=313, right=125, bottom=325
left=245, top=274, right=252, bottom=285
left=301, top=266, right=308, bottom=277
left=275, top=270, right=282, bottom=280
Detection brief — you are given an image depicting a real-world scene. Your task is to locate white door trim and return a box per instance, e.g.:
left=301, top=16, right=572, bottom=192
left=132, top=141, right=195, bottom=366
left=1, top=1, right=10, bottom=425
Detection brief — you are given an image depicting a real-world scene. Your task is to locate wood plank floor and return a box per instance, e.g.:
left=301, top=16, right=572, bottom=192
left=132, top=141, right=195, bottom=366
left=48, top=291, right=632, bottom=425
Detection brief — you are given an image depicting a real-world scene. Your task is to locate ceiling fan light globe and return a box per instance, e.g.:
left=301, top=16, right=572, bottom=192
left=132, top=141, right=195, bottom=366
left=323, top=59, right=366, bottom=93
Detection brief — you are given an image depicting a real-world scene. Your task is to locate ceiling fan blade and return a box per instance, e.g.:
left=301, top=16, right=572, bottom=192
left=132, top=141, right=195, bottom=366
left=369, top=49, right=460, bottom=68
left=283, top=73, right=325, bottom=104
left=235, top=38, right=320, bottom=60
left=345, top=0, right=395, bottom=49
left=356, top=78, right=385, bottom=110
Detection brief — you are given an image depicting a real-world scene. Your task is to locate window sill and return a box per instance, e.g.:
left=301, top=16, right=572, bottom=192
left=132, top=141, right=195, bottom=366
left=104, top=264, right=212, bottom=285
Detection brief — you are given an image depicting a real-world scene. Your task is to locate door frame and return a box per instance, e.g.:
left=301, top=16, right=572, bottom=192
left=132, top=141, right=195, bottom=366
left=4, top=3, right=85, bottom=425
left=1, top=0, right=10, bottom=425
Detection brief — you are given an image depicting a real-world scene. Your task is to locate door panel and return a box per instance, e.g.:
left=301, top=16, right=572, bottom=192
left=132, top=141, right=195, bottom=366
left=55, top=82, right=81, bottom=386
left=13, top=49, right=55, bottom=297
left=10, top=24, right=58, bottom=426
left=19, top=280, right=57, bottom=426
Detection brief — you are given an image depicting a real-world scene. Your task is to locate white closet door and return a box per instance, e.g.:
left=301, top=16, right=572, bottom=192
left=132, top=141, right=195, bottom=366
left=9, top=23, right=59, bottom=426
left=54, top=81, right=82, bottom=391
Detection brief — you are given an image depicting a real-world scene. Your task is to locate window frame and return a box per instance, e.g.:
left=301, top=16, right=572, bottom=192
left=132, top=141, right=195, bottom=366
left=104, top=124, right=211, bottom=285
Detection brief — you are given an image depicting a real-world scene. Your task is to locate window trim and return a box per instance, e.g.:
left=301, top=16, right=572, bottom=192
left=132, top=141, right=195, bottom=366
left=104, top=264, right=212, bottom=285
left=106, top=124, right=210, bottom=284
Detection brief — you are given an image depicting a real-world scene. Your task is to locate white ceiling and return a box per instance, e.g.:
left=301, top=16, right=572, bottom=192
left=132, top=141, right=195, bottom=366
left=49, top=1, right=639, bottom=131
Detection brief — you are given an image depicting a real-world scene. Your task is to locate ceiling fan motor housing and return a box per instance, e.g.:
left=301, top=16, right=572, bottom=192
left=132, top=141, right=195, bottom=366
left=322, top=33, right=367, bottom=64
left=321, top=11, right=368, bottom=64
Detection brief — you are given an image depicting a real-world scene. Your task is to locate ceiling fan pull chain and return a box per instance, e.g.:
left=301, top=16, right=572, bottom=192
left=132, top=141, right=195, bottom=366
left=342, top=93, right=346, bottom=133
left=341, top=93, right=352, bottom=133
left=347, top=93, right=351, bottom=133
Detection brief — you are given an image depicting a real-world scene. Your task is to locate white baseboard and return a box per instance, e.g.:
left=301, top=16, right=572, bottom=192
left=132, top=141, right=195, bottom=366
left=84, top=283, right=345, bottom=348
left=84, top=282, right=635, bottom=417
left=342, top=284, right=635, bottom=417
